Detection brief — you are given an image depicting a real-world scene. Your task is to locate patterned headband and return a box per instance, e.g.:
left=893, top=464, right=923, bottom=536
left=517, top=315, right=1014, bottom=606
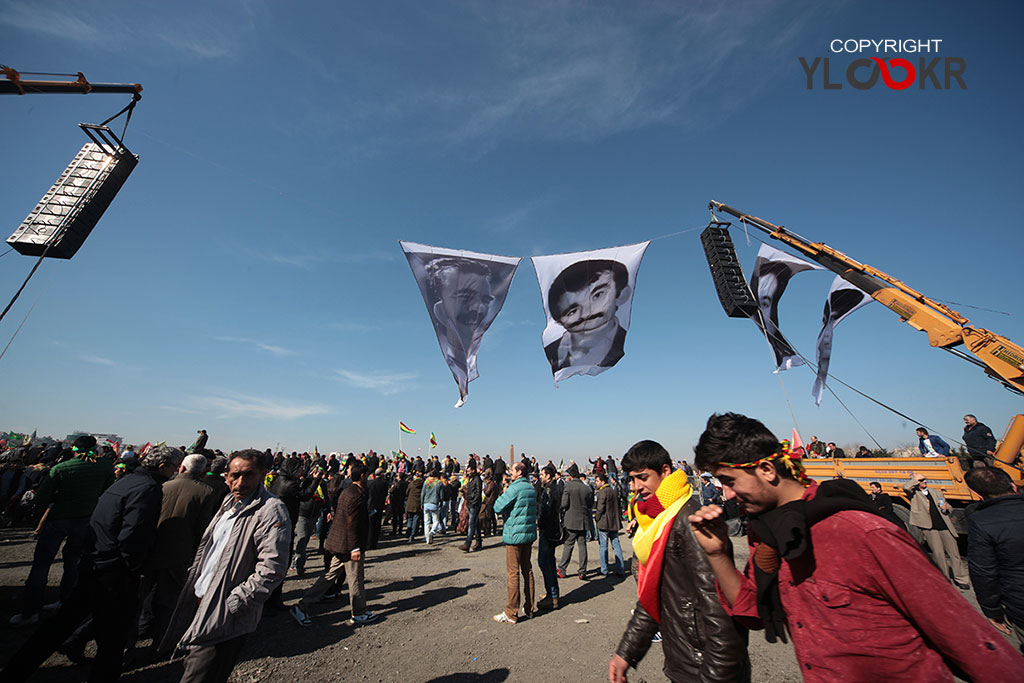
left=716, top=440, right=812, bottom=487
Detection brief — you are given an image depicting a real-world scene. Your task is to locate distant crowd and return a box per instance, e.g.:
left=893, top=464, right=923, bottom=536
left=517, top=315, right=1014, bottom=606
left=0, top=412, right=1021, bottom=683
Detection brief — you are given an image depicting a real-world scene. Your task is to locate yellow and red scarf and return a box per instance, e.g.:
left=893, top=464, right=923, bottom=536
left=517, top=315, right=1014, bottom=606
left=632, top=469, right=692, bottom=623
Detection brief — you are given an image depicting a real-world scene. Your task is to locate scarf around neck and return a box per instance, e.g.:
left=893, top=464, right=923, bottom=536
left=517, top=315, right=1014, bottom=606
left=632, top=469, right=692, bottom=622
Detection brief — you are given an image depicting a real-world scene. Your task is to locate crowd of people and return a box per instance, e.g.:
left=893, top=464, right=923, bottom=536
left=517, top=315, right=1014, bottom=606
left=0, top=414, right=1021, bottom=682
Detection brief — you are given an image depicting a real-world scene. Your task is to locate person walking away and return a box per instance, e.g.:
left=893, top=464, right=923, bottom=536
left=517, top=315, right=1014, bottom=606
left=389, top=473, right=408, bottom=536
left=688, top=412, right=1022, bottom=681
left=536, top=465, right=562, bottom=610
left=139, top=453, right=219, bottom=654
left=421, top=468, right=444, bottom=544
left=459, top=460, right=483, bottom=552
left=295, top=462, right=378, bottom=626
left=405, top=470, right=424, bottom=541
left=595, top=472, right=625, bottom=577
left=609, top=440, right=749, bottom=683
left=160, top=450, right=291, bottom=682
left=10, top=435, right=115, bottom=626
left=293, top=464, right=328, bottom=575
left=558, top=464, right=593, bottom=579
left=481, top=470, right=498, bottom=537
left=964, top=467, right=1024, bottom=652
left=2, top=446, right=182, bottom=681
left=366, top=468, right=389, bottom=550
left=492, top=463, right=537, bottom=624
left=903, top=473, right=971, bottom=589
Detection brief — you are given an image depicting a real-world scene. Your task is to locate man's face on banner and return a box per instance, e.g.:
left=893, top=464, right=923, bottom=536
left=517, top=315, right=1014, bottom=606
left=553, top=270, right=621, bottom=334
left=434, top=265, right=493, bottom=345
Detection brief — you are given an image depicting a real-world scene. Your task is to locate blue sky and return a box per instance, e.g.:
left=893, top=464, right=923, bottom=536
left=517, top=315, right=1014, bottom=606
left=1, top=1, right=1021, bottom=460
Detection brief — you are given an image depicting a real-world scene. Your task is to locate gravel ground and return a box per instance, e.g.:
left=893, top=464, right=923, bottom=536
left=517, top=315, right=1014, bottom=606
left=11, top=518, right=1015, bottom=682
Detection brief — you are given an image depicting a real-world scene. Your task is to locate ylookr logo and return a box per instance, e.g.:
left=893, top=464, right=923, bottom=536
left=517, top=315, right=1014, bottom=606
left=800, top=39, right=966, bottom=90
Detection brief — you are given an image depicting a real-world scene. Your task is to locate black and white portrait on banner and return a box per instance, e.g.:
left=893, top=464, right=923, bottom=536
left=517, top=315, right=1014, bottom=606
left=748, top=243, right=825, bottom=371
left=401, top=241, right=520, bottom=407
left=532, top=241, right=649, bottom=386
left=812, top=276, right=873, bottom=405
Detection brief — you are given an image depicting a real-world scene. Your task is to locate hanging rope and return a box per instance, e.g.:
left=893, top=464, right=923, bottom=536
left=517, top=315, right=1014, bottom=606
left=0, top=281, right=48, bottom=362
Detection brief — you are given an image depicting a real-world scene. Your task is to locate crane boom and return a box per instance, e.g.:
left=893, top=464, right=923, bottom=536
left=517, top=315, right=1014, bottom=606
left=708, top=200, right=1024, bottom=396
left=1, top=66, right=142, bottom=97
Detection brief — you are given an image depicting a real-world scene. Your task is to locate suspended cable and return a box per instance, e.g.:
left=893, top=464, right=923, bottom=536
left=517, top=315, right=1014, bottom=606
left=0, top=281, right=48, bottom=362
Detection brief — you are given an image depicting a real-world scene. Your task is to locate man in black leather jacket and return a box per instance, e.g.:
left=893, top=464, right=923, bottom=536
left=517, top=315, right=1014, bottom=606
left=609, top=440, right=749, bottom=683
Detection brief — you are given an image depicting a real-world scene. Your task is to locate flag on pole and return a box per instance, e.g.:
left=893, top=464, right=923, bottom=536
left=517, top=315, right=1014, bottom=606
left=430, top=432, right=437, bottom=448
left=791, top=428, right=804, bottom=453
left=399, top=422, right=415, bottom=435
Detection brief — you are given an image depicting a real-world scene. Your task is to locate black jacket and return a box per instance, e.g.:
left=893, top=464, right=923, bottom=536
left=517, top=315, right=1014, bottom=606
left=967, top=494, right=1024, bottom=625
left=617, top=496, right=750, bottom=683
left=963, top=422, right=997, bottom=460
left=366, top=476, right=389, bottom=515
left=463, top=473, right=482, bottom=508
left=537, top=480, right=562, bottom=543
left=86, top=467, right=164, bottom=574
left=269, top=459, right=317, bottom=524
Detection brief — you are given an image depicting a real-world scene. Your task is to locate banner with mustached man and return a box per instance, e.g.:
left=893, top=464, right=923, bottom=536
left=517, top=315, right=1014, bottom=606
left=749, top=243, right=825, bottom=371
left=812, top=276, right=873, bottom=405
left=532, top=241, right=649, bottom=386
left=401, top=241, right=520, bottom=407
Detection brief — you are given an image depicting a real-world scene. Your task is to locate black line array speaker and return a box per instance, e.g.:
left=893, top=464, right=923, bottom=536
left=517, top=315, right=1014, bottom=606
left=700, top=224, right=758, bottom=319
left=7, top=140, right=138, bottom=260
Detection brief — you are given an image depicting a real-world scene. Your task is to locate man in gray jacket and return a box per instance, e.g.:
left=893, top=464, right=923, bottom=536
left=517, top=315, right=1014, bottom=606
left=559, top=464, right=593, bottom=580
left=161, top=449, right=291, bottom=682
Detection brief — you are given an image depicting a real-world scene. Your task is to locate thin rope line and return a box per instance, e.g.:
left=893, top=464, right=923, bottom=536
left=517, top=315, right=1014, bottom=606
left=0, top=282, right=47, bottom=362
left=648, top=225, right=706, bottom=242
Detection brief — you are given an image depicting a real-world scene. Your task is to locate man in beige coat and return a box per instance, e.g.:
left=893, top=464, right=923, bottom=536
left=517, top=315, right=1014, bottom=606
left=161, top=450, right=291, bottom=682
left=903, top=473, right=970, bottom=589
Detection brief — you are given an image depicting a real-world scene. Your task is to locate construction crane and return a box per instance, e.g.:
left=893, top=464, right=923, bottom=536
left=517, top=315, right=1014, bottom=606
left=1, top=65, right=142, bottom=97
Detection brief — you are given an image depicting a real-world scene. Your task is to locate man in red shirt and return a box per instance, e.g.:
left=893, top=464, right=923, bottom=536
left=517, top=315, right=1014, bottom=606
left=688, top=412, right=1022, bottom=681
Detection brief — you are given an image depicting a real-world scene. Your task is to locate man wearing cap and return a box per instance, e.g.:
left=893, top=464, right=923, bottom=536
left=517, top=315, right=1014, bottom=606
left=903, top=473, right=971, bottom=589
left=10, top=435, right=114, bottom=625
left=558, top=463, right=593, bottom=580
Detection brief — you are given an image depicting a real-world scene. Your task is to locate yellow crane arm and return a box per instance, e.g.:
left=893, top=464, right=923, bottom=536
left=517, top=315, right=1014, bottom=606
left=708, top=201, right=1024, bottom=395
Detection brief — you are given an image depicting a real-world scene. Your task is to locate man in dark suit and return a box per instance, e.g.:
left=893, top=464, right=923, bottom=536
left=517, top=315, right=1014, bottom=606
left=869, top=481, right=907, bottom=530
left=295, top=463, right=377, bottom=626
left=558, top=464, right=593, bottom=580
left=366, top=468, right=389, bottom=550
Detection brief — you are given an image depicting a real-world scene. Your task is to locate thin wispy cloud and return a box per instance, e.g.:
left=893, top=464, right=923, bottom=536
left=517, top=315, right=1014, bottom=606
left=326, top=322, right=383, bottom=333
left=240, top=247, right=398, bottom=269
left=335, top=369, right=418, bottom=396
left=486, top=196, right=555, bottom=234
left=215, top=336, right=297, bottom=357
left=79, top=353, right=119, bottom=367
left=179, top=392, right=329, bottom=420
left=308, top=1, right=826, bottom=155
left=0, top=0, right=255, bottom=59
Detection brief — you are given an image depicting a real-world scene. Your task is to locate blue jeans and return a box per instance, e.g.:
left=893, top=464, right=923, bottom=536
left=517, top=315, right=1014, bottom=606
left=537, top=534, right=559, bottom=600
left=598, top=530, right=624, bottom=575
left=406, top=511, right=421, bottom=540
left=465, top=505, right=481, bottom=547
left=22, top=516, right=90, bottom=615
left=424, top=506, right=441, bottom=542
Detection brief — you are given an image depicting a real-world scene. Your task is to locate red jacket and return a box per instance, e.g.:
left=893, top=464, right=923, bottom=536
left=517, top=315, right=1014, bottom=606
left=720, top=482, right=1022, bottom=681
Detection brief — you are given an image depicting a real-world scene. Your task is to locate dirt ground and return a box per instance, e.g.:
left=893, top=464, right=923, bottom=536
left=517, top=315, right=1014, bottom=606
left=4, top=520, right=1013, bottom=683
left=0, top=522, right=806, bottom=683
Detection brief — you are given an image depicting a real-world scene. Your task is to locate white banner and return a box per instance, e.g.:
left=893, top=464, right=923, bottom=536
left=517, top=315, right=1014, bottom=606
left=532, top=241, right=649, bottom=386
left=401, top=241, right=520, bottom=407
left=812, top=276, right=873, bottom=405
left=749, top=243, right=825, bottom=371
